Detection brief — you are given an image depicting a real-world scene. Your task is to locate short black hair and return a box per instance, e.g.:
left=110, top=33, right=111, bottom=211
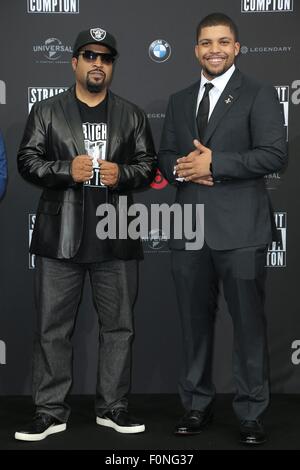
left=196, top=13, right=239, bottom=42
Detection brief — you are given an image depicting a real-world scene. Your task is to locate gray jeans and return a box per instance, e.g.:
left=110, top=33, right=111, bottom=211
left=32, top=256, right=138, bottom=422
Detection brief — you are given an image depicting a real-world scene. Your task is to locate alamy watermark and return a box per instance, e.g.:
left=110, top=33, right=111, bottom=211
left=0, top=340, right=6, bottom=365
left=291, top=80, right=300, bottom=104
left=95, top=196, right=204, bottom=250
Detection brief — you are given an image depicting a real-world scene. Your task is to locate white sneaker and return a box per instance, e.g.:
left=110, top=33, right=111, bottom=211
left=15, top=413, right=66, bottom=441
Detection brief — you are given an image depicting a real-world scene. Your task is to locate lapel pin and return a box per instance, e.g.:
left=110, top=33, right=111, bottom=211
left=225, top=95, right=234, bottom=104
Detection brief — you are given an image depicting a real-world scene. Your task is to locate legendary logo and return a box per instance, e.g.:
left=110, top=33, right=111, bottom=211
left=149, top=40, right=171, bottom=63
left=241, top=0, right=293, bottom=12
left=28, top=87, right=68, bottom=113
left=33, top=38, right=72, bottom=63
left=147, top=112, right=165, bottom=119
left=0, top=80, right=5, bottom=104
left=266, top=212, right=287, bottom=267
left=27, top=0, right=79, bottom=13
left=240, top=45, right=292, bottom=54
left=29, top=214, right=36, bottom=269
left=90, top=28, right=107, bottom=41
left=0, top=340, right=6, bottom=365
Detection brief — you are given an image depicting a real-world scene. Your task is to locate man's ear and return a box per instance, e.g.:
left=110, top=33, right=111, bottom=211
left=234, top=42, right=241, bottom=56
left=71, top=57, right=78, bottom=72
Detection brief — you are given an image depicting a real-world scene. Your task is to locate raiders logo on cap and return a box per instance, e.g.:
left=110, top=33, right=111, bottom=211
left=90, top=28, right=107, bottom=41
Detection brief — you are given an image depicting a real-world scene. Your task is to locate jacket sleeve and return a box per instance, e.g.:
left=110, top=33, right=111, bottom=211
left=0, top=130, right=7, bottom=198
left=158, top=95, right=182, bottom=184
left=114, top=111, right=157, bottom=191
left=17, top=103, right=76, bottom=189
left=212, top=85, right=288, bottom=180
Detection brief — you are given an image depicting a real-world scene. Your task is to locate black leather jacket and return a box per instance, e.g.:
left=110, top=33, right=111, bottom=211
left=18, top=86, right=157, bottom=260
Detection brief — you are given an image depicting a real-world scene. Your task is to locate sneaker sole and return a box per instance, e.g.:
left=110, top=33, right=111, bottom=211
left=96, top=417, right=145, bottom=434
left=14, top=423, right=66, bottom=441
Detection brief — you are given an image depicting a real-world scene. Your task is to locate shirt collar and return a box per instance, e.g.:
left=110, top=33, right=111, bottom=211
left=200, top=64, right=236, bottom=93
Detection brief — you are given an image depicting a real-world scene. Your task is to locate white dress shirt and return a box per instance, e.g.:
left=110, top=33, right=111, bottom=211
left=196, top=64, right=236, bottom=119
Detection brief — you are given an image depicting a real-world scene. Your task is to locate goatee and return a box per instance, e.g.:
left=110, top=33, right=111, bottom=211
left=86, top=79, right=104, bottom=93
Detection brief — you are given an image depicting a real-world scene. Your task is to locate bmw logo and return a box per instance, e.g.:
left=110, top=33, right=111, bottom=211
left=149, top=39, right=171, bottom=63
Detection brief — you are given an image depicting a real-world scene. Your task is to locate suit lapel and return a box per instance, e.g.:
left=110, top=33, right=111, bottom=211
left=106, top=91, right=123, bottom=161
left=203, top=69, right=243, bottom=145
left=60, top=86, right=85, bottom=155
left=184, top=82, right=200, bottom=139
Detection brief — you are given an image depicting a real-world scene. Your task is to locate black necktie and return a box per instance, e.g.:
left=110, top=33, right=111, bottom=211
left=196, top=82, right=214, bottom=141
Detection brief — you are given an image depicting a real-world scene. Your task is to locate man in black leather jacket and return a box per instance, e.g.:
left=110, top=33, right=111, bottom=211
left=15, top=28, right=156, bottom=441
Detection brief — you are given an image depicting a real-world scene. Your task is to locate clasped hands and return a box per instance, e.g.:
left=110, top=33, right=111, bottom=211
left=174, top=139, right=214, bottom=186
left=71, top=155, right=119, bottom=186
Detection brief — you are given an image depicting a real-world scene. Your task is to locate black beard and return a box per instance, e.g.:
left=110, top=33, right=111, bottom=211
left=202, top=59, right=233, bottom=79
left=86, top=79, right=105, bottom=93
left=204, top=68, right=226, bottom=79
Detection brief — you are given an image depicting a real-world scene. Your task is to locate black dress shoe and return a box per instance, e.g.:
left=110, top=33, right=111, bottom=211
left=239, top=419, right=266, bottom=445
left=15, top=413, right=66, bottom=441
left=175, top=408, right=213, bottom=435
left=96, top=408, right=145, bottom=434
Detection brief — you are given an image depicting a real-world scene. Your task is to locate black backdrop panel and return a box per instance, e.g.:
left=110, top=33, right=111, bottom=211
left=0, top=0, right=299, bottom=394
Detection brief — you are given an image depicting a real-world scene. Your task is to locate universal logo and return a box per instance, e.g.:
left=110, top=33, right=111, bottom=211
left=29, top=214, right=36, bottom=269
left=266, top=212, right=286, bottom=267
left=241, top=0, right=293, bottom=12
left=143, top=229, right=169, bottom=252
left=240, top=45, right=292, bottom=54
left=33, top=38, right=72, bottom=63
left=0, top=80, right=5, bottom=104
left=27, top=0, right=79, bottom=13
left=28, top=87, right=68, bottom=113
left=149, top=40, right=171, bottom=63
left=0, top=340, right=6, bottom=365
left=291, top=340, right=300, bottom=365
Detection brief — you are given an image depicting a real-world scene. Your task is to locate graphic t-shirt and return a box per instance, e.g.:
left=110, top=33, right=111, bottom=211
left=73, top=95, right=113, bottom=263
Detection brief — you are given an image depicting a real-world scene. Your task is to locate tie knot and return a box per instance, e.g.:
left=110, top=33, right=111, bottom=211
left=203, top=82, right=214, bottom=96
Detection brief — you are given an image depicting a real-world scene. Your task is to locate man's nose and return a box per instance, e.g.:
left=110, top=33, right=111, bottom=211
left=210, top=41, right=221, bottom=53
left=94, top=55, right=104, bottom=65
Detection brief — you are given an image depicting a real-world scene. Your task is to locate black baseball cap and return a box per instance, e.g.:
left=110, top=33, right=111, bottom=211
left=72, top=28, right=118, bottom=57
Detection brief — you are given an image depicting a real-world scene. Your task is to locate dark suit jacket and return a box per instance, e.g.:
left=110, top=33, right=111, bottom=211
left=158, top=69, right=287, bottom=250
left=18, top=86, right=157, bottom=260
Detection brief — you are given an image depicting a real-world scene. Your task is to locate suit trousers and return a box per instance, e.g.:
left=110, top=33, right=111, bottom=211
left=32, top=255, right=138, bottom=422
left=171, top=243, right=269, bottom=421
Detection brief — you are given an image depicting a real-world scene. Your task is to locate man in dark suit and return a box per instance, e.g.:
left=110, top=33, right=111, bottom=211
left=16, top=28, right=156, bottom=441
left=158, top=13, right=287, bottom=445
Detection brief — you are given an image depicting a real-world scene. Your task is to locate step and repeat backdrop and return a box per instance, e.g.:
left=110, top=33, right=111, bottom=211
left=0, top=0, right=299, bottom=395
